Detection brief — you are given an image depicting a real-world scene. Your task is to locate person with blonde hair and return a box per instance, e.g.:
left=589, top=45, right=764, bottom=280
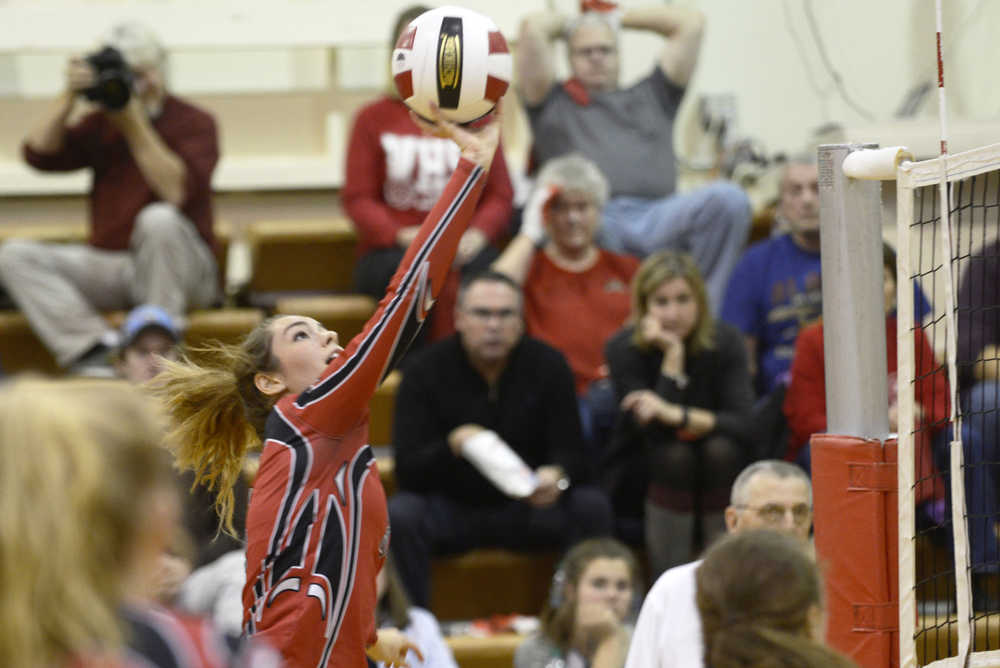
left=516, top=538, right=639, bottom=668
left=0, top=378, right=276, bottom=667
left=148, top=107, right=504, bottom=667
left=696, top=529, right=856, bottom=668
left=604, top=251, right=754, bottom=573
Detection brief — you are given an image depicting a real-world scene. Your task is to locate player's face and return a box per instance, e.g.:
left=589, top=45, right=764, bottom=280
left=118, top=329, right=178, bottom=384
left=546, top=189, right=600, bottom=255
left=779, top=163, right=820, bottom=241
left=727, top=473, right=813, bottom=543
left=569, top=22, right=619, bottom=92
left=267, top=316, right=344, bottom=396
left=455, top=280, right=523, bottom=366
left=646, top=277, right=700, bottom=341
left=573, top=557, right=633, bottom=622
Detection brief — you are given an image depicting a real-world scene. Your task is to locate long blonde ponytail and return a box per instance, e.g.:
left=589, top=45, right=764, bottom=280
left=148, top=317, right=278, bottom=534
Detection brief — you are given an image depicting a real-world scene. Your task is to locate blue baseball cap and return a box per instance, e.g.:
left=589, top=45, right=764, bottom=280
left=120, top=304, right=181, bottom=349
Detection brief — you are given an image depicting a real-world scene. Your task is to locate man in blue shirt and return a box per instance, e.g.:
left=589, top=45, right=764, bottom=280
left=721, top=158, right=822, bottom=396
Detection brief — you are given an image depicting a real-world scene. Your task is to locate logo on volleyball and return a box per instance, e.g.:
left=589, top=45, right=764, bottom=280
left=436, top=17, right=463, bottom=109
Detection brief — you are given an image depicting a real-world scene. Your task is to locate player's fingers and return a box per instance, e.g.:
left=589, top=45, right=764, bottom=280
left=409, top=110, right=447, bottom=138
left=406, top=642, right=425, bottom=662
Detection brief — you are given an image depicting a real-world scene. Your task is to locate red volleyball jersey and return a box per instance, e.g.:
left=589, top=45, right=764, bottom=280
left=243, top=159, right=486, bottom=667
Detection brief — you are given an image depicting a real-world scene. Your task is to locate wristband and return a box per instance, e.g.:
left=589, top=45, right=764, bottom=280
left=679, top=406, right=689, bottom=429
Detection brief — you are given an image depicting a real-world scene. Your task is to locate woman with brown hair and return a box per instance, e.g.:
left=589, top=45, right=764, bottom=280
left=148, top=107, right=503, bottom=667
left=515, top=538, right=639, bottom=668
left=696, top=529, right=856, bottom=668
left=604, top=251, right=755, bottom=577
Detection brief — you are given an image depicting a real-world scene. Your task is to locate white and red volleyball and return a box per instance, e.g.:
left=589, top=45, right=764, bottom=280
left=391, top=6, right=512, bottom=125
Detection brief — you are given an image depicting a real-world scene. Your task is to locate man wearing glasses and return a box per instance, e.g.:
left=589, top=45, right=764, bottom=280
left=516, top=1, right=750, bottom=311
left=625, top=460, right=812, bottom=667
left=388, top=270, right=614, bottom=606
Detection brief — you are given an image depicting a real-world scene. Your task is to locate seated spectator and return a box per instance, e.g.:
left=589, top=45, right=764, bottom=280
left=0, top=22, right=220, bottom=377
left=517, top=1, right=749, bottom=310
left=722, top=157, right=932, bottom=400
left=696, top=530, right=856, bottom=668
left=493, top=154, right=638, bottom=448
left=515, top=538, right=637, bottom=668
left=343, top=5, right=513, bottom=344
left=604, top=251, right=754, bottom=573
left=375, top=555, right=458, bottom=668
left=784, top=243, right=949, bottom=512
left=114, top=304, right=249, bottom=572
left=721, top=156, right=823, bottom=398
left=956, top=237, right=1000, bottom=593
left=626, top=460, right=813, bottom=668
left=0, top=378, right=276, bottom=666
left=114, top=303, right=181, bottom=383
left=389, top=270, right=614, bottom=606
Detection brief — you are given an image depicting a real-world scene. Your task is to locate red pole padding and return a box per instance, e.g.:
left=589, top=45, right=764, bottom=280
left=811, top=434, right=899, bottom=668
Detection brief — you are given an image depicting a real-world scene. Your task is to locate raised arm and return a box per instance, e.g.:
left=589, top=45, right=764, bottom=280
left=622, top=5, right=704, bottom=88
left=517, top=11, right=566, bottom=107
left=295, top=108, right=503, bottom=433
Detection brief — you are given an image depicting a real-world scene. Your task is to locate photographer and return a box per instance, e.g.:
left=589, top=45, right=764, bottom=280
left=0, top=22, right=219, bottom=376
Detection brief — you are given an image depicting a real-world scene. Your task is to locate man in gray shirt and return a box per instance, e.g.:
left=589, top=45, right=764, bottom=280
left=517, top=2, right=750, bottom=311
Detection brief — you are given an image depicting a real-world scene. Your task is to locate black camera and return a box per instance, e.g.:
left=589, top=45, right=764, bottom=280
left=83, top=46, right=134, bottom=110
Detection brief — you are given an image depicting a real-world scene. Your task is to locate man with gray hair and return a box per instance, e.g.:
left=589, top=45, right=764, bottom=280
left=516, top=1, right=750, bottom=311
left=2, top=22, right=219, bottom=375
left=492, top=153, right=638, bottom=447
left=625, top=460, right=812, bottom=668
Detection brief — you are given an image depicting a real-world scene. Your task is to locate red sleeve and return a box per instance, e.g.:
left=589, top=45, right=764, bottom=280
left=914, top=325, right=951, bottom=430
left=166, top=109, right=219, bottom=209
left=22, top=112, right=101, bottom=172
left=342, top=106, right=405, bottom=249
left=469, top=143, right=513, bottom=242
left=783, top=323, right=829, bottom=457
left=293, top=158, right=487, bottom=435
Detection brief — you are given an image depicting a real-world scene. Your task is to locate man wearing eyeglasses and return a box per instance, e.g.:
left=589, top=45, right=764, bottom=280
left=388, top=270, right=614, bottom=606
left=516, top=1, right=750, bottom=312
left=625, top=460, right=812, bottom=667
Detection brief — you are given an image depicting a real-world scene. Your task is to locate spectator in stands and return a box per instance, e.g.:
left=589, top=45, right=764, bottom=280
left=0, top=22, right=219, bottom=377
left=604, top=251, right=753, bottom=572
left=956, top=237, right=1000, bottom=594
left=114, top=303, right=181, bottom=384
left=344, top=5, right=514, bottom=344
left=720, top=156, right=822, bottom=398
left=389, top=270, right=614, bottom=607
left=0, top=378, right=276, bottom=666
left=492, top=154, right=638, bottom=448
left=722, top=157, right=932, bottom=401
left=375, top=555, right=458, bottom=668
left=516, top=538, right=637, bottom=668
left=696, top=530, right=856, bottom=668
left=784, top=244, right=949, bottom=502
left=113, top=303, right=249, bottom=573
left=516, top=1, right=749, bottom=310
left=625, top=460, right=813, bottom=668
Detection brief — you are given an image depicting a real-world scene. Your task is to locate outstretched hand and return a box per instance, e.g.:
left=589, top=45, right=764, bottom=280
left=366, top=628, right=424, bottom=668
left=410, top=100, right=504, bottom=171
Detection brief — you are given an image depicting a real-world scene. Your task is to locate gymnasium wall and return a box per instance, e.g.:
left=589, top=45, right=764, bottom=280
left=0, top=0, right=998, bottom=196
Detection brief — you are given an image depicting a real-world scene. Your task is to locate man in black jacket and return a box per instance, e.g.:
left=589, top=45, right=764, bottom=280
left=388, top=270, right=614, bottom=606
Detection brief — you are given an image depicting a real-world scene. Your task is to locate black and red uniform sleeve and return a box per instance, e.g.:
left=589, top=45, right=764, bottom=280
left=290, top=157, right=487, bottom=436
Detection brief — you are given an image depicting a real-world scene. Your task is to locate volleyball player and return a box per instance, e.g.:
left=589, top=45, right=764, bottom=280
left=148, top=103, right=504, bottom=667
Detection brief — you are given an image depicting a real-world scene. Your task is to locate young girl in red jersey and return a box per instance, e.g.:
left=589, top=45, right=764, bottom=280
left=148, top=105, right=503, bottom=668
